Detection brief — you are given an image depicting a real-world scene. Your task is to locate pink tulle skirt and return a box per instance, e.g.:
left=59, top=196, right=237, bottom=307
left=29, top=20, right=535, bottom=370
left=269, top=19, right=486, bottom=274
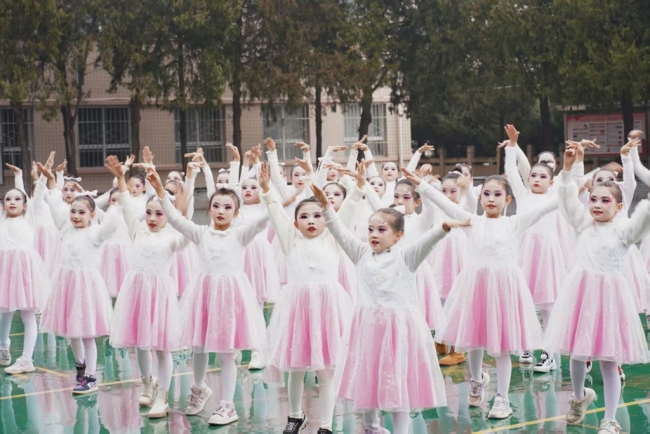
left=244, top=236, right=280, bottom=304
left=34, top=225, right=60, bottom=277
left=40, top=268, right=113, bottom=338
left=110, top=271, right=181, bottom=351
left=338, top=255, right=357, bottom=302
left=623, top=245, right=649, bottom=313
left=415, top=266, right=446, bottom=330
left=179, top=272, right=266, bottom=352
left=171, top=245, right=198, bottom=296
left=517, top=232, right=566, bottom=307
left=427, top=233, right=466, bottom=300
left=267, top=282, right=352, bottom=371
left=435, top=266, right=543, bottom=356
left=0, top=249, right=51, bottom=312
left=336, top=305, right=447, bottom=412
left=544, top=269, right=647, bottom=364
left=99, top=242, right=131, bottom=298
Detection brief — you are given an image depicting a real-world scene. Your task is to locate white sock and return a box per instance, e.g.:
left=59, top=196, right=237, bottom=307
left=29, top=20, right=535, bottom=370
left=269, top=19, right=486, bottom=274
left=20, top=310, right=37, bottom=360
left=0, top=311, right=13, bottom=349
left=467, top=348, right=484, bottom=382
left=156, top=350, right=173, bottom=392
left=316, top=368, right=335, bottom=430
left=570, top=358, right=587, bottom=400
left=137, top=348, right=153, bottom=378
left=288, top=370, right=306, bottom=418
left=192, top=346, right=209, bottom=389
left=82, top=338, right=97, bottom=376
left=393, top=411, right=411, bottom=434
left=601, top=361, right=621, bottom=420
left=216, top=352, right=237, bottom=403
left=70, top=338, right=85, bottom=365
left=495, top=355, right=512, bottom=397
left=363, top=409, right=380, bottom=430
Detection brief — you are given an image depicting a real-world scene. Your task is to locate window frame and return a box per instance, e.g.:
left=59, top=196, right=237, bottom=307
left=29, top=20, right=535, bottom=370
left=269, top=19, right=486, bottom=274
left=262, top=105, right=310, bottom=160
left=0, top=107, right=34, bottom=172
left=343, top=103, right=388, bottom=157
left=77, top=106, right=131, bottom=168
left=174, top=106, right=226, bottom=164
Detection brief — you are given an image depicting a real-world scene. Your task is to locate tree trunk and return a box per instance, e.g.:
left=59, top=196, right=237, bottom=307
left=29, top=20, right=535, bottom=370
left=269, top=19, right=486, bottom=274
left=61, top=104, right=78, bottom=176
left=540, top=95, right=551, bottom=151
left=11, top=102, right=32, bottom=192
left=130, top=93, right=142, bottom=166
left=232, top=83, right=242, bottom=156
left=315, top=84, right=323, bottom=159
left=178, top=50, right=188, bottom=168
left=621, top=89, right=634, bottom=138
left=357, top=89, right=373, bottom=162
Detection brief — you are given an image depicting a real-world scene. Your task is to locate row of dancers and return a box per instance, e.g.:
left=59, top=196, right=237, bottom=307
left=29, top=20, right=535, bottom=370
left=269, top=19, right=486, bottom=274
left=0, top=126, right=648, bottom=434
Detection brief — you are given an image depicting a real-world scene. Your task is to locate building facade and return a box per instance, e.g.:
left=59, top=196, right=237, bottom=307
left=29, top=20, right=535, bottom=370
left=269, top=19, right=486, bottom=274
left=0, top=64, right=412, bottom=194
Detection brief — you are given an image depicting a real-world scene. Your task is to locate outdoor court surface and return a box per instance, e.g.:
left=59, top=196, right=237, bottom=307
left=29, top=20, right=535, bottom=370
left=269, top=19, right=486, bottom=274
left=0, top=307, right=649, bottom=433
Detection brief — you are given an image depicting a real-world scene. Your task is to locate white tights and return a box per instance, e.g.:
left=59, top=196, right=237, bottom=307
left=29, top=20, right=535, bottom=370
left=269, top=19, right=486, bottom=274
left=468, top=348, right=512, bottom=397
left=570, top=358, right=620, bottom=420
left=136, top=348, right=173, bottom=392
left=363, top=409, right=411, bottom=434
left=0, top=311, right=37, bottom=360
left=192, top=347, right=237, bottom=403
left=70, top=337, right=97, bottom=376
left=288, top=368, right=335, bottom=430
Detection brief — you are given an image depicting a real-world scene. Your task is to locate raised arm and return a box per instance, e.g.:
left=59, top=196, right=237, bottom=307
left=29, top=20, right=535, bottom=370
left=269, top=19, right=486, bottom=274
left=236, top=213, right=270, bottom=247
left=515, top=144, right=532, bottom=188
left=120, top=191, right=140, bottom=239
left=265, top=143, right=292, bottom=201
left=258, top=162, right=295, bottom=255
left=402, top=223, right=448, bottom=272
left=338, top=174, right=365, bottom=229
left=620, top=199, right=650, bottom=246
left=504, top=145, right=528, bottom=201
left=630, top=143, right=650, bottom=186
left=408, top=171, right=473, bottom=222
left=322, top=206, right=368, bottom=265
left=406, top=144, right=432, bottom=173
left=621, top=152, right=636, bottom=215
left=556, top=167, right=591, bottom=233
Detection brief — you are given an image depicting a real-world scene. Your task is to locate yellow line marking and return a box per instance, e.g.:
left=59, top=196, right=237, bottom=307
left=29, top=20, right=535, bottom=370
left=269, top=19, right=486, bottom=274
left=35, top=366, right=67, bottom=378
left=9, top=332, right=25, bottom=337
left=472, top=398, right=650, bottom=433
left=0, top=364, right=243, bottom=400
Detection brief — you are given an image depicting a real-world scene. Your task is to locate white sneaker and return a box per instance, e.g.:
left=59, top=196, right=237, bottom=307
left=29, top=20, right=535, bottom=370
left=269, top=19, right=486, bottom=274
left=0, top=349, right=11, bottom=367
left=5, top=356, right=35, bottom=374
left=598, top=419, right=621, bottom=433
left=532, top=351, right=557, bottom=373
left=618, top=366, right=625, bottom=382
left=519, top=351, right=533, bottom=364
left=139, top=376, right=158, bottom=407
left=208, top=400, right=238, bottom=425
left=148, top=396, right=170, bottom=419
left=566, top=387, right=597, bottom=425
left=363, top=429, right=390, bottom=434
left=488, top=394, right=513, bottom=419
left=248, top=350, right=265, bottom=370
left=185, top=385, right=213, bottom=415
left=468, top=371, right=490, bottom=407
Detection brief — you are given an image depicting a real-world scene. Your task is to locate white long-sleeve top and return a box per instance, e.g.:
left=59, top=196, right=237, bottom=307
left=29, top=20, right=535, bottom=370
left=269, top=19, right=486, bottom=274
left=557, top=170, right=650, bottom=274
left=266, top=149, right=312, bottom=219
left=120, top=192, right=189, bottom=274
left=0, top=176, right=49, bottom=250
left=48, top=195, right=120, bottom=271
left=417, top=182, right=557, bottom=269
left=324, top=206, right=446, bottom=308
left=630, top=145, right=650, bottom=187
left=159, top=194, right=268, bottom=275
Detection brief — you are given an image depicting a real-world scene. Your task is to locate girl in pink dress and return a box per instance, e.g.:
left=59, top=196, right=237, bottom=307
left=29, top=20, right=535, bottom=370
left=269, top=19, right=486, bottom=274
left=38, top=162, right=119, bottom=396
left=0, top=170, right=51, bottom=375
left=153, top=171, right=268, bottom=427
left=98, top=188, right=131, bottom=298
left=261, top=162, right=359, bottom=434
left=405, top=168, right=556, bottom=420
left=106, top=158, right=189, bottom=419
left=502, top=127, right=568, bottom=372
left=544, top=141, right=649, bottom=434
left=317, top=183, right=452, bottom=434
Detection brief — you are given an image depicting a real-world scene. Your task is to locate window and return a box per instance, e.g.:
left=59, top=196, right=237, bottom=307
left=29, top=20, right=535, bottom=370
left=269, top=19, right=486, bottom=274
left=174, top=107, right=226, bottom=163
left=0, top=108, right=33, bottom=169
left=78, top=107, right=131, bottom=167
left=343, top=103, right=388, bottom=156
left=262, top=105, right=310, bottom=160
